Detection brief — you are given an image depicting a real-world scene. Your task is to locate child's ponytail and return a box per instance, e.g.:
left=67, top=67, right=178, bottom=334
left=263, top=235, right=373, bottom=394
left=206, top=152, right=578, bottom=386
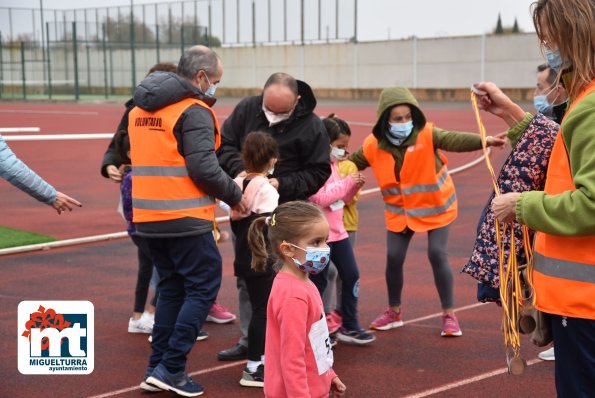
left=248, top=216, right=269, bottom=272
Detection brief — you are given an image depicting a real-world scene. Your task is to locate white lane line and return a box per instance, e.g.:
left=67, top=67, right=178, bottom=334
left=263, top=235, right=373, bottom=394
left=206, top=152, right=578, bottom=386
left=0, top=127, right=40, bottom=133
left=3, top=133, right=114, bottom=141
left=403, top=302, right=487, bottom=325
left=0, top=109, right=99, bottom=115
left=402, top=359, right=542, bottom=398
left=86, top=361, right=245, bottom=398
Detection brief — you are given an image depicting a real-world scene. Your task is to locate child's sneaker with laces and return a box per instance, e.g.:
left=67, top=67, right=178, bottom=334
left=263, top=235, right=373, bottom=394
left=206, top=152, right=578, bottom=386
left=146, top=363, right=204, bottom=397
left=441, top=313, right=462, bottom=337
left=206, top=302, right=237, bottom=324
left=239, top=364, right=264, bottom=387
left=370, top=308, right=403, bottom=331
left=336, top=327, right=376, bottom=345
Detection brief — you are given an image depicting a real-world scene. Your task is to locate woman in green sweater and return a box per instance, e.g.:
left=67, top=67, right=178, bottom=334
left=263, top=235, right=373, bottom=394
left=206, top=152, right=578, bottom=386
left=476, top=0, right=595, bottom=395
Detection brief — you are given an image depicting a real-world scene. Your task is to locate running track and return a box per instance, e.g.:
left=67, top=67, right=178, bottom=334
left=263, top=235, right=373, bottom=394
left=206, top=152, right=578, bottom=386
left=0, top=99, right=555, bottom=397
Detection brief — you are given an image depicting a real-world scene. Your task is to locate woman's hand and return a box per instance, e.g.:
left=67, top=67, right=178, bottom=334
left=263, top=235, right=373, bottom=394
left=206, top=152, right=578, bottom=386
left=474, top=82, right=526, bottom=128
left=350, top=172, right=366, bottom=188
left=51, top=192, right=82, bottom=214
left=491, top=192, right=521, bottom=223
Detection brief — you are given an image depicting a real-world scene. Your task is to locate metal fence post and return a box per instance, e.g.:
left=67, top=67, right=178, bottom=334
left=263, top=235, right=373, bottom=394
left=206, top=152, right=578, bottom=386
left=46, top=22, right=52, bottom=99
left=130, top=2, right=136, bottom=94
left=20, top=41, right=26, bottom=99
left=102, top=23, right=108, bottom=99
left=72, top=22, right=79, bottom=100
left=0, top=32, right=4, bottom=99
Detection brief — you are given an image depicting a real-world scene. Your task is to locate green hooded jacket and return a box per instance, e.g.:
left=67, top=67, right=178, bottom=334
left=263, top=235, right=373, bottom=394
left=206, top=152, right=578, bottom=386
left=350, top=87, right=484, bottom=179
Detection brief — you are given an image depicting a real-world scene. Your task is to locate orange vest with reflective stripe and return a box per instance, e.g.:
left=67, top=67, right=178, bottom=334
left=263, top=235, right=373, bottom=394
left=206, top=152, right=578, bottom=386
left=129, top=97, right=221, bottom=223
left=533, top=80, right=595, bottom=320
left=363, top=123, right=457, bottom=233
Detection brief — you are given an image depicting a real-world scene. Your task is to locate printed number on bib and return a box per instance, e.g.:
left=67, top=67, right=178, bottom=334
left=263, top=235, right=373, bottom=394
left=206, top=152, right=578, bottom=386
left=308, top=314, right=334, bottom=375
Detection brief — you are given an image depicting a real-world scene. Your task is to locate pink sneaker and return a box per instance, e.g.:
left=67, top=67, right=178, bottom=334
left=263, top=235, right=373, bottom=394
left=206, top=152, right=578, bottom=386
left=441, top=313, right=462, bottom=337
left=206, top=302, right=237, bottom=324
left=370, top=308, right=403, bottom=331
left=326, top=313, right=341, bottom=334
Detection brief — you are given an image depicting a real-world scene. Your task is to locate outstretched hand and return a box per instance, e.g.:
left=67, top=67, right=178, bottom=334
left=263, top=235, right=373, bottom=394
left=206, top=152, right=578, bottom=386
left=51, top=192, right=82, bottom=214
left=473, top=82, right=526, bottom=128
left=486, top=132, right=508, bottom=148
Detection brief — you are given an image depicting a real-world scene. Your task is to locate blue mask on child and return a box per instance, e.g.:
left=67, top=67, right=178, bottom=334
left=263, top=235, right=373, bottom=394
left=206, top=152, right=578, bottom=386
left=287, top=243, right=330, bottom=275
left=545, top=48, right=563, bottom=73
left=386, top=121, right=414, bottom=146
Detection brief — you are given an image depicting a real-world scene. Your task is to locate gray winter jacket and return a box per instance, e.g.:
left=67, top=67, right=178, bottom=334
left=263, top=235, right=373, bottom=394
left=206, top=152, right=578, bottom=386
left=131, top=71, right=242, bottom=237
left=0, top=135, right=56, bottom=204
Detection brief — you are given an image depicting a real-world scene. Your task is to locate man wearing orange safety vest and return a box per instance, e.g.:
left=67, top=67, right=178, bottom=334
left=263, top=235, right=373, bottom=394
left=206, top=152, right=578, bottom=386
left=128, top=45, right=245, bottom=397
left=349, top=87, right=505, bottom=337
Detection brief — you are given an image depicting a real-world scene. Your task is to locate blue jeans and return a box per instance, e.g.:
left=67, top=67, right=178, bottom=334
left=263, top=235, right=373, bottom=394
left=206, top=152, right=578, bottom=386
left=147, top=232, right=222, bottom=373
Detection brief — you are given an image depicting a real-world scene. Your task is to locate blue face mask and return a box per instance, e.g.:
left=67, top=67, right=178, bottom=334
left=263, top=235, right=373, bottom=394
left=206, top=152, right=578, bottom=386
left=545, top=48, right=564, bottom=73
left=386, top=121, right=414, bottom=146
left=202, top=72, right=217, bottom=97
left=533, top=95, right=553, bottom=116
left=287, top=242, right=330, bottom=275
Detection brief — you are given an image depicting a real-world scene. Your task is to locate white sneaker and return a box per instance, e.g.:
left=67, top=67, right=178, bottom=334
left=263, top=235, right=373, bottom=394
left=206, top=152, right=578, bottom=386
left=128, top=317, right=153, bottom=334
left=538, top=346, right=555, bottom=361
left=142, top=311, right=155, bottom=323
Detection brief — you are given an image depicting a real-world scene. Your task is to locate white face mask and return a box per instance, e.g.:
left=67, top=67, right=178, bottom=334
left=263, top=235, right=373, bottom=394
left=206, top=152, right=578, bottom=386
left=262, top=105, right=293, bottom=127
left=331, top=146, right=346, bottom=160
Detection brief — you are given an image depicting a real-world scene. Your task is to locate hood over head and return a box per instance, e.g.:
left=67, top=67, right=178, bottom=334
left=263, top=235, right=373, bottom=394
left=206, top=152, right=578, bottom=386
left=133, top=71, right=216, bottom=112
left=372, top=87, right=426, bottom=141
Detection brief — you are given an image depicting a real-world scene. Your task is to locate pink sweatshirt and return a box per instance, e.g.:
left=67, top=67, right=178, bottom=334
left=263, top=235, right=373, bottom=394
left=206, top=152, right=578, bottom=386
left=265, top=272, right=337, bottom=398
left=230, top=175, right=279, bottom=220
left=309, top=161, right=360, bottom=242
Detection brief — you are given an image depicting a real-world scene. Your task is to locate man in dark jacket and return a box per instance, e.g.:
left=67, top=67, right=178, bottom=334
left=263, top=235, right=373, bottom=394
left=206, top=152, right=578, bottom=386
left=216, top=72, right=331, bottom=361
left=130, top=45, right=245, bottom=397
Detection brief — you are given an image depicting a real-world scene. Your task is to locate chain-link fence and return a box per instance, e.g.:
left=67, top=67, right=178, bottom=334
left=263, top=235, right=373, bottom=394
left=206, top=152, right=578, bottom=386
left=0, top=0, right=358, bottom=99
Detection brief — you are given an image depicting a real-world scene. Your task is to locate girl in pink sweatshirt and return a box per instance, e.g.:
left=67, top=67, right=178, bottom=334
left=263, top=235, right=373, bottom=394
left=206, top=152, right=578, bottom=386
left=308, top=114, right=375, bottom=345
left=248, top=201, right=346, bottom=398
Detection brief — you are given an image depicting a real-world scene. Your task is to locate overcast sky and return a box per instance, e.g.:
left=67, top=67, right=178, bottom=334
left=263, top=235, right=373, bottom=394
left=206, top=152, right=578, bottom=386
left=1, top=0, right=538, bottom=42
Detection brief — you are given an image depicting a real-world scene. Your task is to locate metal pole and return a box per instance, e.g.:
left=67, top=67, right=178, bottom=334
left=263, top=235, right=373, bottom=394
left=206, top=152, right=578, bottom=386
left=236, top=0, right=240, bottom=44
left=252, top=0, right=256, bottom=46
left=130, top=0, right=136, bottom=92
left=208, top=1, right=212, bottom=47
left=222, top=0, right=226, bottom=44
left=283, top=0, right=287, bottom=41
left=335, top=0, right=338, bottom=39
left=268, top=0, right=271, bottom=42
left=46, top=22, right=52, bottom=99
left=72, top=22, right=79, bottom=100
left=20, top=41, right=26, bottom=99
left=480, top=34, right=486, bottom=82
left=40, top=0, right=46, bottom=87
left=85, top=8, right=91, bottom=92
left=318, top=0, right=321, bottom=41
left=194, top=0, right=198, bottom=45
left=353, top=0, right=358, bottom=43
left=301, top=0, right=304, bottom=45
left=412, top=35, right=417, bottom=88
left=155, top=3, right=160, bottom=62
left=0, top=32, right=4, bottom=98
left=102, top=23, right=108, bottom=99
left=181, top=1, right=185, bottom=51
left=168, top=6, right=172, bottom=44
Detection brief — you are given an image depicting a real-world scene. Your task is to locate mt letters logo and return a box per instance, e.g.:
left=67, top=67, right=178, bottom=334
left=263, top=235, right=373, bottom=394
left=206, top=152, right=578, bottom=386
left=18, top=301, right=94, bottom=374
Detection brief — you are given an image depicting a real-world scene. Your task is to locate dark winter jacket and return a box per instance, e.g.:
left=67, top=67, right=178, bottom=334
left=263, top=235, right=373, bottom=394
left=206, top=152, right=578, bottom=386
left=131, top=71, right=242, bottom=237
left=217, top=80, right=331, bottom=203
left=100, top=99, right=135, bottom=178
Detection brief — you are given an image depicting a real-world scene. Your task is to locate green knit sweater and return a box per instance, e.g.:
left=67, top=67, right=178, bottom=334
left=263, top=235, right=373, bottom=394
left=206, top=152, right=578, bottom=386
left=516, top=89, right=595, bottom=236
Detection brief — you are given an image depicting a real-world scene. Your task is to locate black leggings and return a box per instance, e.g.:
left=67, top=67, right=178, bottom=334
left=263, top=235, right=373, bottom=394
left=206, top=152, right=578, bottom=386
left=245, top=273, right=275, bottom=361
left=386, top=225, right=454, bottom=309
left=130, top=234, right=157, bottom=313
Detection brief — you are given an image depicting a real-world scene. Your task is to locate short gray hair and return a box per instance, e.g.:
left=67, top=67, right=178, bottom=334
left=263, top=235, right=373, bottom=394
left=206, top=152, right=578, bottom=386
left=177, top=45, right=220, bottom=80
left=264, top=72, right=298, bottom=96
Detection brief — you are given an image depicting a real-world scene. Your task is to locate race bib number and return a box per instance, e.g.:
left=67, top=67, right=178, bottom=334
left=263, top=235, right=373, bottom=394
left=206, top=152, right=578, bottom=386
left=308, top=314, right=334, bottom=375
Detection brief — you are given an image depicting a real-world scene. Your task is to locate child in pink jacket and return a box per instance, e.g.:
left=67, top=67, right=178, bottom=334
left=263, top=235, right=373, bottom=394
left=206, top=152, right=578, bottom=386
left=308, top=114, right=375, bottom=345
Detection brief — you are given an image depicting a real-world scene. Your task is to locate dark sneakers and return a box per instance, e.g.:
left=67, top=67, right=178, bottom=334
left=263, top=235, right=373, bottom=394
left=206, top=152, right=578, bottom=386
left=336, top=327, right=376, bottom=345
left=239, top=364, right=264, bottom=387
left=217, top=343, right=248, bottom=361
left=146, top=363, right=204, bottom=397
left=140, top=367, right=161, bottom=392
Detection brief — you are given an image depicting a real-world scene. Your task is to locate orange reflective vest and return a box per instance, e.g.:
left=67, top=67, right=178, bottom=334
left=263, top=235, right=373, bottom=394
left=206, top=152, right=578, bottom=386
left=533, top=80, right=595, bottom=320
left=128, top=97, right=221, bottom=223
left=363, top=123, right=457, bottom=233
